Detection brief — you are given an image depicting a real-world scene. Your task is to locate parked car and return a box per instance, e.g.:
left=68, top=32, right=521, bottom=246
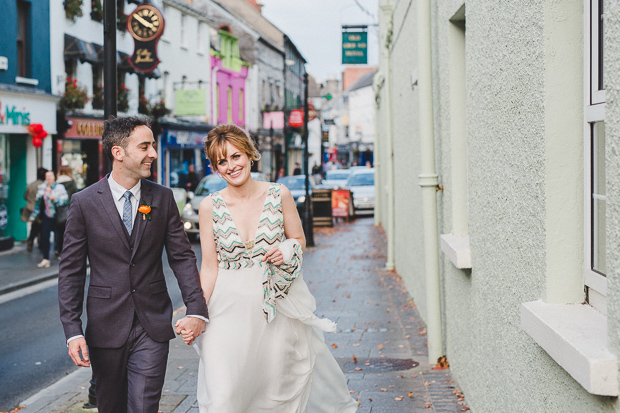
left=345, top=168, right=375, bottom=216
left=276, top=175, right=316, bottom=217
left=182, top=175, right=227, bottom=240
left=182, top=172, right=270, bottom=240
left=321, top=169, right=351, bottom=189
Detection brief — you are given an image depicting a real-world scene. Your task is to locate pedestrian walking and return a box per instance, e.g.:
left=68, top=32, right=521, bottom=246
left=57, top=115, right=208, bottom=413
left=185, top=164, right=200, bottom=193
left=21, top=167, right=46, bottom=252
left=55, top=165, right=78, bottom=258
left=293, top=162, right=302, bottom=175
left=29, top=170, right=68, bottom=268
left=184, top=124, right=357, bottom=412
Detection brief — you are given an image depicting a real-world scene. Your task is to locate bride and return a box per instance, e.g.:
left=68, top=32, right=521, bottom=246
left=181, top=124, right=358, bottom=412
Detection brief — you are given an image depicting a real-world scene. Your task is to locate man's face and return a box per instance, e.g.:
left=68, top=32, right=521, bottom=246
left=116, top=125, right=157, bottom=180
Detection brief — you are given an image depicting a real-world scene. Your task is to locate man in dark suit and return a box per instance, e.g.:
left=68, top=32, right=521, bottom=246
left=58, top=116, right=208, bottom=413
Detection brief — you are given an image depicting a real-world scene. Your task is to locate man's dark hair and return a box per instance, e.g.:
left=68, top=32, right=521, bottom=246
left=36, top=167, right=48, bottom=181
left=102, top=116, right=151, bottom=162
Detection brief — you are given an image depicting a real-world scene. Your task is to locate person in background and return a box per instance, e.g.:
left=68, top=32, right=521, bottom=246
left=293, top=162, right=302, bottom=175
left=186, top=164, right=200, bottom=193
left=30, top=170, right=68, bottom=268
left=55, top=166, right=78, bottom=258
left=22, top=168, right=47, bottom=252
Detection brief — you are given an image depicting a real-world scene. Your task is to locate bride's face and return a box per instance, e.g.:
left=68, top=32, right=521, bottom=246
left=216, top=141, right=252, bottom=187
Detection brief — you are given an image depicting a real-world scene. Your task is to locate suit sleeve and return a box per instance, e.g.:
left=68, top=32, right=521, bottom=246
left=163, top=189, right=209, bottom=319
left=58, top=194, right=89, bottom=341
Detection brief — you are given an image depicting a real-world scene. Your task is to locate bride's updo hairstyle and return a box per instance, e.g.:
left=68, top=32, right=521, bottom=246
left=204, top=124, right=261, bottom=171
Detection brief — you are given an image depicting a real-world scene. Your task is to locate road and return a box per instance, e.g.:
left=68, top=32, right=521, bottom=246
left=0, top=242, right=203, bottom=412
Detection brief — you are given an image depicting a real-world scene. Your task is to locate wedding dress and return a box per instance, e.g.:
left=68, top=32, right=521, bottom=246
left=194, top=183, right=358, bottom=412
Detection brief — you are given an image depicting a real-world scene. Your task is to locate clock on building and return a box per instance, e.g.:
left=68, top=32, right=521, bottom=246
left=127, top=5, right=165, bottom=42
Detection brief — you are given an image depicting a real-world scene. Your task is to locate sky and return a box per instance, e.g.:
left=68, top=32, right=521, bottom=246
left=259, top=0, right=379, bottom=84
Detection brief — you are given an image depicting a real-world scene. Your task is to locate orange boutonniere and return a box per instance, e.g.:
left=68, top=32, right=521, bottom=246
left=138, top=201, right=155, bottom=220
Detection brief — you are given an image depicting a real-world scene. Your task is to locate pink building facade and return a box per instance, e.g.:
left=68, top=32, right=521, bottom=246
left=211, top=56, right=248, bottom=127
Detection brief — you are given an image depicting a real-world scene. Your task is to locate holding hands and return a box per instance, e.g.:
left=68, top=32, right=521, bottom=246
left=175, top=316, right=206, bottom=346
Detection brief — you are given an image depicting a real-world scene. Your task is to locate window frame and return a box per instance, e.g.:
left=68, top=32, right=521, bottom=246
left=584, top=0, right=607, bottom=311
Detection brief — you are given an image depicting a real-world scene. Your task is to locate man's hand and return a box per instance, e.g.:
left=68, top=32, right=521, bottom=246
left=175, top=317, right=206, bottom=345
left=68, top=337, right=90, bottom=367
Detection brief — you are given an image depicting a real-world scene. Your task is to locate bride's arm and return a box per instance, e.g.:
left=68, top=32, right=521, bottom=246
left=281, top=186, right=306, bottom=249
left=198, top=195, right=219, bottom=304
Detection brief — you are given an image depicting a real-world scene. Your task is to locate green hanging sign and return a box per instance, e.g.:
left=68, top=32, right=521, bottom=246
left=342, top=31, right=367, bottom=64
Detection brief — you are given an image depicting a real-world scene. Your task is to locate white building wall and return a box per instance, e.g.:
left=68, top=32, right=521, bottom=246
left=376, top=0, right=620, bottom=410
left=348, top=86, right=375, bottom=146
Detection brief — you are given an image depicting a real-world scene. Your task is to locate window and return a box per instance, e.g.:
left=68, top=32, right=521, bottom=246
left=239, top=89, right=244, bottom=123
left=227, top=87, right=232, bottom=123
left=16, top=0, right=30, bottom=78
left=180, top=14, right=186, bottom=47
left=197, top=22, right=205, bottom=53
left=585, top=0, right=606, bottom=313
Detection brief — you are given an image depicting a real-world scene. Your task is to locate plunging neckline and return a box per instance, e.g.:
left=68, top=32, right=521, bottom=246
left=218, top=184, right=273, bottom=249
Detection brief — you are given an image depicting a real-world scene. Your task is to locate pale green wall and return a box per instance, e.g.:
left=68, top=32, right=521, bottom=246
left=375, top=0, right=620, bottom=410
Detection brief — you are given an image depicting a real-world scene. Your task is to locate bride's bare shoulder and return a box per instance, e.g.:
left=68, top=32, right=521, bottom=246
left=199, top=194, right=215, bottom=214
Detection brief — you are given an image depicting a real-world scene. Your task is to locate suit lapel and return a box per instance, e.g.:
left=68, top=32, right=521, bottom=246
left=131, top=180, right=152, bottom=260
left=97, top=177, right=131, bottom=252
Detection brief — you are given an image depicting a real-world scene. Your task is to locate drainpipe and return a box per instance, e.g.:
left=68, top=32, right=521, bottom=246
left=417, top=0, right=443, bottom=362
left=373, top=74, right=383, bottom=227
left=211, top=66, right=220, bottom=124
left=379, top=0, right=395, bottom=271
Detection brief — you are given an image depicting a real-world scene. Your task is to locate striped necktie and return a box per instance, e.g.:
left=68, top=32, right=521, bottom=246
left=122, top=191, right=133, bottom=235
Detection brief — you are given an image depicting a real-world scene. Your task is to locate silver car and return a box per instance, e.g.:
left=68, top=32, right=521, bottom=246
left=182, top=172, right=269, bottom=241
left=321, top=169, right=351, bottom=189
left=345, top=169, right=375, bottom=216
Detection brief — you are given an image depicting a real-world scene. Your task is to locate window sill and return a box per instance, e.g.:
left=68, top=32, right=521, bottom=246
left=520, top=300, right=617, bottom=396
left=15, top=76, right=39, bottom=86
left=440, top=233, right=471, bottom=269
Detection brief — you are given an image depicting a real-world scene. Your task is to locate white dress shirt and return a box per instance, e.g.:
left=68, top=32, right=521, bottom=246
left=67, top=176, right=206, bottom=345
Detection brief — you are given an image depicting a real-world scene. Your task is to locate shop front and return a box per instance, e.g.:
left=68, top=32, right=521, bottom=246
left=158, top=121, right=213, bottom=189
left=0, top=88, right=58, bottom=250
left=59, top=115, right=105, bottom=190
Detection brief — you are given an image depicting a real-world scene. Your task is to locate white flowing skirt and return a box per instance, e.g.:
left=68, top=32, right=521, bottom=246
left=194, top=266, right=358, bottom=413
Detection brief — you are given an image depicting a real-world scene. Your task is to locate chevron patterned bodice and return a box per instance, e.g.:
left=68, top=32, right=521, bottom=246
left=212, top=183, right=284, bottom=270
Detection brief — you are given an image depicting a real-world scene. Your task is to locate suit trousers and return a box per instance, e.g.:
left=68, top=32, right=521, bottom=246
left=89, top=315, right=169, bottom=413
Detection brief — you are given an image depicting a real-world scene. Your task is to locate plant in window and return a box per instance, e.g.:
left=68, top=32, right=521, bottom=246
left=60, top=78, right=89, bottom=111
left=92, top=83, right=104, bottom=110
left=64, top=0, right=84, bottom=22
left=150, top=99, right=171, bottom=119
left=138, top=90, right=151, bottom=116
left=117, top=84, right=130, bottom=113
left=116, top=0, right=127, bottom=32
left=91, top=0, right=103, bottom=21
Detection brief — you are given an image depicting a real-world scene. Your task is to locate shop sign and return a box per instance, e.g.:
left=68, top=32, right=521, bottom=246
left=176, top=89, right=207, bottom=116
left=166, top=130, right=206, bottom=147
left=288, top=110, right=304, bottom=128
left=342, top=31, right=368, bottom=64
left=65, top=117, right=104, bottom=139
left=0, top=205, right=7, bottom=230
left=0, top=93, right=58, bottom=134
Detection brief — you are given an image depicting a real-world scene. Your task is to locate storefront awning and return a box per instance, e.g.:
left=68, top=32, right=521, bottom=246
left=92, top=43, right=121, bottom=66
left=64, top=34, right=98, bottom=64
left=118, top=52, right=136, bottom=74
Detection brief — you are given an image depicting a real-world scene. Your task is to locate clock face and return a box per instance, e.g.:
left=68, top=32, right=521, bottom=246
left=128, top=5, right=164, bottom=41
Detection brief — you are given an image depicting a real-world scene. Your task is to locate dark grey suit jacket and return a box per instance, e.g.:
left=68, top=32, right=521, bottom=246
left=58, top=176, right=208, bottom=348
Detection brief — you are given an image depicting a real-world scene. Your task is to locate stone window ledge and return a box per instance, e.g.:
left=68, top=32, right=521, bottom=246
left=440, top=233, right=471, bottom=269
left=521, top=300, right=617, bottom=396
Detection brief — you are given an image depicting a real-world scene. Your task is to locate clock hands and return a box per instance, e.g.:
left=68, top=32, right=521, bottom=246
left=134, top=14, right=156, bottom=31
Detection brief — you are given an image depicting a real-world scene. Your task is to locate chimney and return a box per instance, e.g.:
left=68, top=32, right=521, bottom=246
left=246, top=0, right=263, bottom=12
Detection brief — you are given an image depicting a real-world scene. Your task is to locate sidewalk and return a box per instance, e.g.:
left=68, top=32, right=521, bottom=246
left=13, top=217, right=469, bottom=413
left=0, top=241, right=61, bottom=296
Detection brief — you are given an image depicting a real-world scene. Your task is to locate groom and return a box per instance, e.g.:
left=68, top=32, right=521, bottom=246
left=58, top=116, right=208, bottom=413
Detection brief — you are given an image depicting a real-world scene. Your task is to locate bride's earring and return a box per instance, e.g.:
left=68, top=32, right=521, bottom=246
left=250, top=160, right=254, bottom=166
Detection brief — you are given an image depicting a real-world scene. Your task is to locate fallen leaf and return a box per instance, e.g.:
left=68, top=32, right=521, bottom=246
left=462, top=408, right=470, bottom=411
left=394, top=396, right=404, bottom=401
left=354, top=367, right=363, bottom=371
left=352, top=343, right=360, bottom=347
left=349, top=390, right=356, bottom=394
left=378, top=344, right=383, bottom=350
left=368, top=398, right=373, bottom=402
left=177, top=366, right=184, bottom=369
left=380, top=388, right=388, bottom=392
left=353, top=354, right=358, bottom=363
left=419, top=328, right=427, bottom=335
left=423, top=381, right=431, bottom=386
left=331, top=344, right=338, bottom=348
left=408, top=392, right=413, bottom=397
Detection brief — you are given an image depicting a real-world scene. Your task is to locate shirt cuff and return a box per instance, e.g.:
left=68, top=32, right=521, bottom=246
left=187, top=315, right=209, bottom=323
left=67, top=335, right=84, bottom=346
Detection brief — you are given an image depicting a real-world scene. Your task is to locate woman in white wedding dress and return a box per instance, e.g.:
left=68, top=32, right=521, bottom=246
left=182, top=124, right=358, bottom=413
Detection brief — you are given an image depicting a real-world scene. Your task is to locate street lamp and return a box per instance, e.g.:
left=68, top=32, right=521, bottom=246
left=303, top=73, right=314, bottom=247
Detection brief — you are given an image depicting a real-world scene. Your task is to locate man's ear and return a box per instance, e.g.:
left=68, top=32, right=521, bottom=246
left=111, top=146, right=124, bottom=162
